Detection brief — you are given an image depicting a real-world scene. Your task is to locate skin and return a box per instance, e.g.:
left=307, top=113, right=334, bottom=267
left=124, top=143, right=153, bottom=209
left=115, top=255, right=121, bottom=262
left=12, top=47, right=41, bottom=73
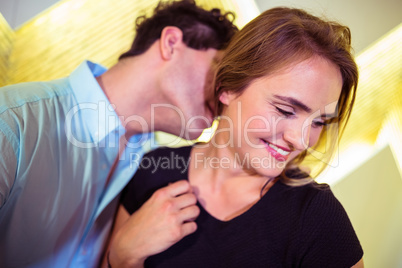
left=106, top=181, right=199, bottom=268
left=97, top=26, right=219, bottom=140
left=98, top=27, right=222, bottom=267
left=106, top=56, right=363, bottom=266
left=215, top=56, right=342, bottom=179
left=190, top=56, right=342, bottom=220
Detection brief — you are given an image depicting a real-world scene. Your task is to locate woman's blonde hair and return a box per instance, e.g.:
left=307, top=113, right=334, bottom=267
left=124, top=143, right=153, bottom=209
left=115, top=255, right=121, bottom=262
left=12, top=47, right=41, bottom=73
left=215, top=7, right=358, bottom=186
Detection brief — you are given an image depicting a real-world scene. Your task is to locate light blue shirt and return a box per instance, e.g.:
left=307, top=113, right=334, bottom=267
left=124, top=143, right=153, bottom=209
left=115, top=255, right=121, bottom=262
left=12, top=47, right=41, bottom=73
left=0, top=61, right=152, bottom=267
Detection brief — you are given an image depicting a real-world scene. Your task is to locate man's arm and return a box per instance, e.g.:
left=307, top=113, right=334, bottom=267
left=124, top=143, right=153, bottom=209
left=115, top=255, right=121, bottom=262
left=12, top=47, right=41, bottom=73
left=0, top=129, right=18, bottom=208
left=102, top=180, right=199, bottom=268
left=100, top=204, right=130, bottom=267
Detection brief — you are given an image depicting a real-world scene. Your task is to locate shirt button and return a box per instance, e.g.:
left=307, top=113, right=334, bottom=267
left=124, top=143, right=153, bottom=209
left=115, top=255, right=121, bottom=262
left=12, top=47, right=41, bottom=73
left=102, top=163, right=107, bottom=170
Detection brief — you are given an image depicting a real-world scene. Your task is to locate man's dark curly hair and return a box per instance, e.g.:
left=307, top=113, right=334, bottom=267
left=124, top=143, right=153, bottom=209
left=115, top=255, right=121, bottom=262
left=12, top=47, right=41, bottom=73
left=119, top=0, right=238, bottom=59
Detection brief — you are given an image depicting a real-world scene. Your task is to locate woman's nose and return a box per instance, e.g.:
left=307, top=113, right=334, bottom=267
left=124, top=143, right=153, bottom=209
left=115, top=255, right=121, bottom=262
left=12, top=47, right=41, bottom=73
left=283, top=120, right=311, bottom=151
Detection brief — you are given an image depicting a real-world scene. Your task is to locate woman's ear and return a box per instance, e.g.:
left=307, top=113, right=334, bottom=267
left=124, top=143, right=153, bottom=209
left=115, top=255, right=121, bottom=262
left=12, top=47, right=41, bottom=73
left=219, top=91, right=232, bottom=105
left=160, top=26, right=183, bottom=60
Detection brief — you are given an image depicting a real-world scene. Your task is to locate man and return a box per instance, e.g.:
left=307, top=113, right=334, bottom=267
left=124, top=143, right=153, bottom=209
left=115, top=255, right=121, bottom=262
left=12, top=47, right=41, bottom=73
left=0, top=1, right=237, bottom=267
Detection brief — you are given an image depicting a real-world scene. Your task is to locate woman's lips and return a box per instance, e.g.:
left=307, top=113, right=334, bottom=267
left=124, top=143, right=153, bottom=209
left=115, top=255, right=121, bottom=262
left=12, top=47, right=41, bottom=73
left=261, top=139, right=290, bottom=162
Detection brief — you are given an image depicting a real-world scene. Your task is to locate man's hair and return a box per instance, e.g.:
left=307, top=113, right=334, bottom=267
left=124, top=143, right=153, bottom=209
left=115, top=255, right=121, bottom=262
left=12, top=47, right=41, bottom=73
left=119, top=0, right=238, bottom=59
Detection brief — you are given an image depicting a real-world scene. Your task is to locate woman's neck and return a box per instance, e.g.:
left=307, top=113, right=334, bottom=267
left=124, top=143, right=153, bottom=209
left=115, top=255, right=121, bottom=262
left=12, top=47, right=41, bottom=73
left=188, top=140, right=276, bottom=222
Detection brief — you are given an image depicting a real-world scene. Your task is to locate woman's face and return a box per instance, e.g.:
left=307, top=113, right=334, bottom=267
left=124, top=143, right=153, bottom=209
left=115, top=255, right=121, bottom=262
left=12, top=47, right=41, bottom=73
left=219, top=56, right=342, bottom=178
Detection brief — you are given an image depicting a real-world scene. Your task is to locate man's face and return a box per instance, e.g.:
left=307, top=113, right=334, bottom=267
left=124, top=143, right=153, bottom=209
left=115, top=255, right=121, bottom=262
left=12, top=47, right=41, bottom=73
left=159, top=47, right=221, bottom=140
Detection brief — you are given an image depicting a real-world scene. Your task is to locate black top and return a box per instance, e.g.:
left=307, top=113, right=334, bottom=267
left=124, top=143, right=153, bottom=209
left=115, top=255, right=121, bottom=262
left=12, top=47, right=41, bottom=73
left=122, top=146, right=363, bottom=268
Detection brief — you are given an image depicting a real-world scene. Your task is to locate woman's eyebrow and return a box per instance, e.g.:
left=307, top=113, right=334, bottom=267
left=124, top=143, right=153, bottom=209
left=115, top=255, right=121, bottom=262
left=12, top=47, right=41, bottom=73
left=273, top=94, right=312, bottom=113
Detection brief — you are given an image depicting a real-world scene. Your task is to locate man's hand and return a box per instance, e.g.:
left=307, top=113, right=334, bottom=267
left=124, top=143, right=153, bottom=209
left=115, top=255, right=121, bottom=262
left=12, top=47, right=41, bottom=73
left=108, top=180, right=199, bottom=268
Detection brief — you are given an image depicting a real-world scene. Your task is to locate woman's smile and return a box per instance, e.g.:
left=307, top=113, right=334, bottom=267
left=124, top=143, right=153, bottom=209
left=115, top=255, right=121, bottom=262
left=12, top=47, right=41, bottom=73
left=260, top=139, right=291, bottom=161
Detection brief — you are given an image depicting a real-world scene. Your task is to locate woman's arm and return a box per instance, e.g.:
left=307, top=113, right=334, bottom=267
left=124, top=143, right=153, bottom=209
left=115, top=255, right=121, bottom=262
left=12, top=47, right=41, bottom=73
left=102, top=180, right=200, bottom=268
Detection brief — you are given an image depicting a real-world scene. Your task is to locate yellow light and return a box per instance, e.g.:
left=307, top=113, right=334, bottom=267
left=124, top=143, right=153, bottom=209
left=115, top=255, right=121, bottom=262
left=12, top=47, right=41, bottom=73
left=319, top=23, right=402, bottom=183
left=197, top=119, right=219, bottom=143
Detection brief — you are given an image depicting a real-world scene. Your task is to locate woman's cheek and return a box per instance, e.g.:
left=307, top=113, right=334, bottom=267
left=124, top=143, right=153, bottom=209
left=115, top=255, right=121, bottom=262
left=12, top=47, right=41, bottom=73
left=309, top=128, right=323, bottom=148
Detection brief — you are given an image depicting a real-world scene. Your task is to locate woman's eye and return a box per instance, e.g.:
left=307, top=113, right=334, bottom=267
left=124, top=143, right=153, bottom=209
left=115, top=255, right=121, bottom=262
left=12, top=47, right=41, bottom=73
left=312, top=120, right=328, bottom=128
left=276, top=107, right=294, bottom=117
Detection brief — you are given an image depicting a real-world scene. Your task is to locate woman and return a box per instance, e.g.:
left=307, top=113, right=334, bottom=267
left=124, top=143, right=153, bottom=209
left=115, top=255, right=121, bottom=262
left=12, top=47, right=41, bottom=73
left=106, top=7, right=363, bottom=267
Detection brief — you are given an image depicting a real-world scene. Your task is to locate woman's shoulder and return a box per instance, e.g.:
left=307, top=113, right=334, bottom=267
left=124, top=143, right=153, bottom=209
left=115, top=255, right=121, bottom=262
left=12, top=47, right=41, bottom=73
left=134, top=145, right=192, bottom=181
left=139, top=145, right=192, bottom=175
left=270, top=180, right=354, bottom=231
left=272, top=180, right=334, bottom=205
left=268, top=180, right=363, bottom=266
left=142, top=145, right=192, bottom=159
left=291, top=182, right=364, bottom=266
left=122, top=146, right=193, bottom=213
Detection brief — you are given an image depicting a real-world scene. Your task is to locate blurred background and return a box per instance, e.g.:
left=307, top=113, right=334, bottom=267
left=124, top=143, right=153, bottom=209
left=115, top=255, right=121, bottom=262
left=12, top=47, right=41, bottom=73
left=0, top=0, right=401, bottom=266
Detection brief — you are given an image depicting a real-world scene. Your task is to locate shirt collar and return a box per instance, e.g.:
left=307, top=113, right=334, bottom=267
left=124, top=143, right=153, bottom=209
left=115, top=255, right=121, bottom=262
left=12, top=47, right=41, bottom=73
left=68, top=60, right=125, bottom=142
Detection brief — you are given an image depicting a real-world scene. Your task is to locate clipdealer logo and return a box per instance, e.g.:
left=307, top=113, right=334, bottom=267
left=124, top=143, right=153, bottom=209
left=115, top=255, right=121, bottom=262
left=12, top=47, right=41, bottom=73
left=64, top=101, right=340, bottom=166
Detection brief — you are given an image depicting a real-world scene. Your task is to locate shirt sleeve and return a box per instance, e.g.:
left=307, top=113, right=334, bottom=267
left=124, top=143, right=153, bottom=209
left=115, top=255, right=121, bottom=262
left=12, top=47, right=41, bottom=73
left=0, top=120, right=18, bottom=208
left=298, top=186, right=363, bottom=267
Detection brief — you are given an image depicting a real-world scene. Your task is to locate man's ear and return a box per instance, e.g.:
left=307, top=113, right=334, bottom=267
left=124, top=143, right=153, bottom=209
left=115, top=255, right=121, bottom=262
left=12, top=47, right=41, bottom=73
left=160, top=26, right=183, bottom=60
